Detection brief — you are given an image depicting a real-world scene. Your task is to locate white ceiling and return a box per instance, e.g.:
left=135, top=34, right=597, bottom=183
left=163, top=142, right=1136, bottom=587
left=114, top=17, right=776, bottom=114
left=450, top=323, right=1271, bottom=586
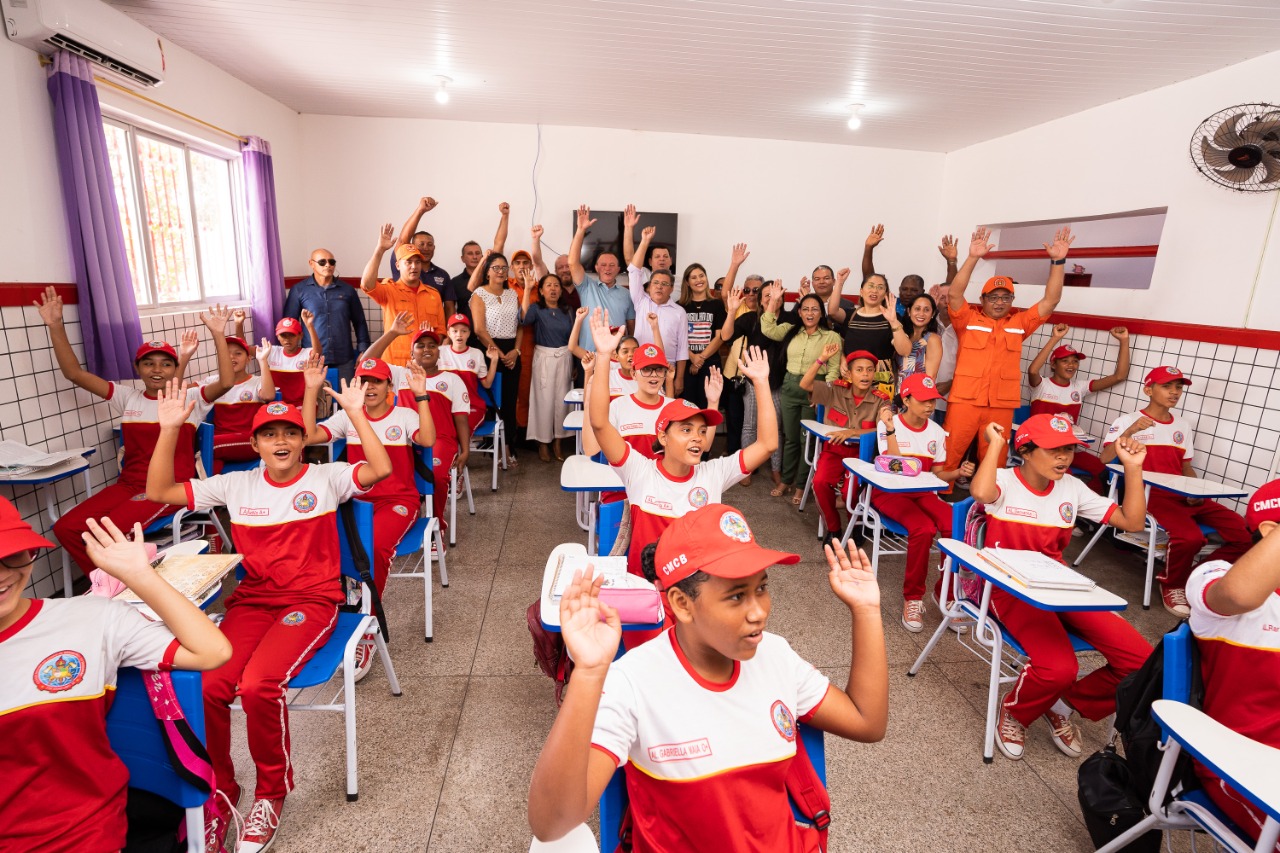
left=108, top=0, right=1280, bottom=152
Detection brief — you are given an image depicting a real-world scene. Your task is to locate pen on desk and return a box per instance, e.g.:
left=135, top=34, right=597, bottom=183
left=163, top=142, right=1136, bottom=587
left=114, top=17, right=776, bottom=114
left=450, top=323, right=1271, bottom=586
left=150, top=553, right=166, bottom=569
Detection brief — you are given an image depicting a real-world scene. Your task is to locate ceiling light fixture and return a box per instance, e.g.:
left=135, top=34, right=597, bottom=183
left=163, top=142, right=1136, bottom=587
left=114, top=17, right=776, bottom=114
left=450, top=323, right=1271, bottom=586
left=847, top=104, right=864, bottom=130
left=435, top=76, right=451, bottom=105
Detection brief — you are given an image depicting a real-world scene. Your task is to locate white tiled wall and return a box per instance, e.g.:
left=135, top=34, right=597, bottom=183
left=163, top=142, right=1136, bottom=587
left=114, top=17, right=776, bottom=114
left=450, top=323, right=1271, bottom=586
left=1020, top=324, right=1280, bottom=514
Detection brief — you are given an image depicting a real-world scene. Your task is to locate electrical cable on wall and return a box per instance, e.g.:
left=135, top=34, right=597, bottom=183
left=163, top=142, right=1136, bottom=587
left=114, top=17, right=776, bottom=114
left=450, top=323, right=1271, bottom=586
left=532, top=123, right=561, bottom=258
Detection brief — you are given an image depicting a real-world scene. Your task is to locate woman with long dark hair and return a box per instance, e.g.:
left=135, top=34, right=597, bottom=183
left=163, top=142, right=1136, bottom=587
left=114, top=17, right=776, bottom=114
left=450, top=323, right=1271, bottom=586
left=897, top=293, right=942, bottom=386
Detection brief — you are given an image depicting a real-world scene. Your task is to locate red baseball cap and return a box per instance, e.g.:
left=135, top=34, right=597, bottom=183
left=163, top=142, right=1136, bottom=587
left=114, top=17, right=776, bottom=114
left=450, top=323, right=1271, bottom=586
left=134, top=341, right=177, bottom=363
left=0, top=496, right=55, bottom=561
left=225, top=336, right=252, bottom=354
left=844, top=349, right=878, bottom=365
left=632, top=343, right=668, bottom=371
left=1013, top=413, right=1080, bottom=450
left=354, top=357, right=392, bottom=382
left=446, top=313, right=471, bottom=329
left=412, top=327, right=443, bottom=346
left=982, top=276, right=1015, bottom=295
left=395, top=244, right=425, bottom=263
left=653, top=504, right=800, bottom=589
left=1144, top=366, right=1191, bottom=388
left=1050, top=345, right=1086, bottom=362
left=900, top=373, right=943, bottom=401
left=1244, top=480, right=1280, bottom=532
left=275, top=317, right=302, bottom=336
left=251, top=401, right=305, bottom=433
left=655, top=398, right=723, bottom=433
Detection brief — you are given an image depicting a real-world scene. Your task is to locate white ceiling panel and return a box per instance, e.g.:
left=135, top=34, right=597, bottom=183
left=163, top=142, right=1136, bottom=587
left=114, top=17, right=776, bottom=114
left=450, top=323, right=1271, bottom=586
left=107, top=0, right=1280, bottom=151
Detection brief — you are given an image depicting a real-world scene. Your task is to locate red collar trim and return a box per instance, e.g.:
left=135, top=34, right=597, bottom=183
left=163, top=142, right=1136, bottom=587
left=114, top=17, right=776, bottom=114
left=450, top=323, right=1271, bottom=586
left=629, top=393, right=663, bottom=411
left=669, top=629, right=739, bottom=692
left=365, top=406, right=394, bottom=422
left=1140, top=408, right=1174, bottom=425
left=900, top=416, right=929, bottom=433
left=1014, top=465, right=1054, bottom=497
left=657, top=458, right=695, bottom=483
left=0, top=599, right=42, bottom=643
left=1050, top=377, right=1072, bottom=388
left=263, top=464, right=308, bottom=488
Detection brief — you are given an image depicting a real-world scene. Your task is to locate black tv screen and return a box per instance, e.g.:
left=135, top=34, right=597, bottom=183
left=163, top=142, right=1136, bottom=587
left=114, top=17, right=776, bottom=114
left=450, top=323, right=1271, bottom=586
left=572, top=210, right=679, bottom=273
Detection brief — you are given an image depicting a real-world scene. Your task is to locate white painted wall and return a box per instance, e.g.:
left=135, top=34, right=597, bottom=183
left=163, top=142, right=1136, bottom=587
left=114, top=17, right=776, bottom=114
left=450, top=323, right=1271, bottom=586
left=295, top=117, right=949, bottom=290
left=939, top=49, right=1280, bottom=330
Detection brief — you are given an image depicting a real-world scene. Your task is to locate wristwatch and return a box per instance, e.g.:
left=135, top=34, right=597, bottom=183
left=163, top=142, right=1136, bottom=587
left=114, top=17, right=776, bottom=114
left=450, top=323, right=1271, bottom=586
left=1050, top=259, right=1066, bottom=266
left=414, top=393, right=430, bottom=402
left=884, top=429, right=896, bottom=435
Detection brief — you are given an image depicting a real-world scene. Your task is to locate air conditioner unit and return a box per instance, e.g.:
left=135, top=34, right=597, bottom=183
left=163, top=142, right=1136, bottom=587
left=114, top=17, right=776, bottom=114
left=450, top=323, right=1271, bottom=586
left=1, top=0, right=165, bottom=88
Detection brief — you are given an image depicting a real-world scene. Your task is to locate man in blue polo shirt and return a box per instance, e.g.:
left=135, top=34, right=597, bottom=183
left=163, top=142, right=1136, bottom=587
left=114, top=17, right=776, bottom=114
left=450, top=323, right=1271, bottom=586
left=389, top=196, right=454, bottom=316
left=568, top=205, right=635, bottom=351
left=282, top=248, right=370, bottom=382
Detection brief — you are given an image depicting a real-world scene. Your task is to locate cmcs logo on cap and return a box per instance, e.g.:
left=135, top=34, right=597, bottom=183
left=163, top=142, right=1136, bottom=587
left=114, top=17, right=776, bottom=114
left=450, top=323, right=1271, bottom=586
left=718, top=510, right=752, bottom=543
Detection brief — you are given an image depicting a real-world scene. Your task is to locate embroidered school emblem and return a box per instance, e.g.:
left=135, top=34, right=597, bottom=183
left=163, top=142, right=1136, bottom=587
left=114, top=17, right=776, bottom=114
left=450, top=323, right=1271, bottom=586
left=927, top=440, right=938, bottom=454
left=385, top=425, right=404, bottom=441
left=266, top=402, right=289, bottom=415
left=435, top=380, right=449, bottom=392
left=1059, top=503, right=1075, bottom=524
left=467, top=359, right=477, bottom=369
left=361, top=359, right=377, bottom=370
left=681, top=399, right=698, bottom=410
left=688, top=487, right=709, bottom=508
left=131, top=493, right=149, bottom=501
left=392, top=504, right=410, bottom=517
left=462, top=391, right=470, bottom=405
left=147, top=340, right=166, bottom=348
left=921, top=376, right=935, bottom=388
left=1049, top=416, right=1071, bottom=433
left=1070, top=391, right=1081, bottom=403
left=239, top=390, right=254, bottom=402
left=719, top=510, right=752, bottom=543
left=33, top=651, right=86, bottom=693
left=282, top=611, right=307, bottom=626
left=770, top=700, right=797, bottom=742
left=1173, top=431, right=1185, bottom=445
left=292, top=491, right=318, bottom=513
left=1166, top=367, right=1183, bottom=377
left=642, top=345, right=659, bottom=358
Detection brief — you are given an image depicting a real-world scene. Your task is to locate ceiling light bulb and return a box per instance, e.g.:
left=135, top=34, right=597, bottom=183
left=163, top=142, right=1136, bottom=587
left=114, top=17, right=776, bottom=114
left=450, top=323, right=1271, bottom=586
left=434, top=76, right=451, bottom=105
left=847, top=103, right=864, bottom=130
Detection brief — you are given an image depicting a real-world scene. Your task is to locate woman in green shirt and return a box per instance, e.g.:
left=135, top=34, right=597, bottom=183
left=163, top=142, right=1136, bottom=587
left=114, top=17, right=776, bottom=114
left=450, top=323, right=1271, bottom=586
left=760, top=290, right=843, bottom=502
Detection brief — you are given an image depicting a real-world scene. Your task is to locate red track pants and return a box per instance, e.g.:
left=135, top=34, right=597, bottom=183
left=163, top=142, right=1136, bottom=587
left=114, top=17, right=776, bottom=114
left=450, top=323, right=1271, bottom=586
left=370, top=498, right=418, bottom=596
left=813, top=443, right=861, bottom=534
left=53, top=483, right=182, bottom=576
left=1146, top=491, right=1250, bottom=589
left=871, top=490, right=952, bottom=601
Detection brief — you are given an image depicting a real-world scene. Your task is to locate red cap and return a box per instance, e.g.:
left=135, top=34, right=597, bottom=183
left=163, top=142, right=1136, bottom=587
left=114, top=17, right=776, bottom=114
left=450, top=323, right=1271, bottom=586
left=275, top=317, right=302, bottom=336
left=1013, top=413, right=1080, bottom=450
left=1144, top=366, right=1191, bottom=388
left=982, top=276, right=1015, bottom=295
left=395, top=243, right=425, bottom=263
left=900, top=373, right=942, bottom=401
left=411, top=327, right=443, bottom=346
left=632, top=343, right=668, bottom=371
left=225, top=336, right=252, bottom=353
left=251, top=401, right=305, bottom=433
left=354, top=357, right=392, bottom=382
left=446, top=313, right=471, bottom=329
left=1050, top=345, right=1086, bottom=362
left=655, top=398, right=723, bottom=433
left=0, top=496, right=55, bottom=560
left=1244, top=480, right=1280, bottom=532
left=653, top=504, right=800, bottom=589
left=134, top=340, right=177, bottom=363
left=844, top=349, right=878, bottom=365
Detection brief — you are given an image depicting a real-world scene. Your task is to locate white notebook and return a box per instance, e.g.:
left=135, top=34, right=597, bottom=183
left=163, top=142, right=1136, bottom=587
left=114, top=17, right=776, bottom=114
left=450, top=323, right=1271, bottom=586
left=978, top=547, right=1097, bottom=592
left=548, top=554, right=650, bottom=600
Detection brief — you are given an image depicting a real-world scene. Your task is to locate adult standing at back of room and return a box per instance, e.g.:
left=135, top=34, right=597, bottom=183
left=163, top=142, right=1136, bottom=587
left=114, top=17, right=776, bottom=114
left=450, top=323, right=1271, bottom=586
left=361, top=221, right=447, bottom=366
left=388, top=195, right=454, bottom=317
left=283, top=248, right=370, bottom=384
left=569, top=205, right=636, bottom=353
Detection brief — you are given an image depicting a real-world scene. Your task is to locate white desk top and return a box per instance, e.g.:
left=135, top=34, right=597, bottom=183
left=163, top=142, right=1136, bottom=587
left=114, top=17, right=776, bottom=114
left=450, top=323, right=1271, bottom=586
left=937, top=538, right=1127, bottom=612
left=563, top=410, right=584, bottom=431
left=539, top=542, right=664, bottom=634
left=1105, top=463, right=1248, bottom=499
left=1152, top=700, right=1280, bottom=822
left=564, top=388, right=584, bottom=405
left=801, top=419, right=837, bottom=439
left=0, top=447, right=95, bottom=485
left=845, top=458, right=948, bottom=493
left=560, top=454, right=624, bottom=492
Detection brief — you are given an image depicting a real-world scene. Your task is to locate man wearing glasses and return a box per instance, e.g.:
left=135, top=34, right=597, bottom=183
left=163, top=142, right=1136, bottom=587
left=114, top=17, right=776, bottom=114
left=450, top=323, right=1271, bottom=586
left=942, top=225, right=1074, bottom=472
left=283, top=249, right=370, bottom=383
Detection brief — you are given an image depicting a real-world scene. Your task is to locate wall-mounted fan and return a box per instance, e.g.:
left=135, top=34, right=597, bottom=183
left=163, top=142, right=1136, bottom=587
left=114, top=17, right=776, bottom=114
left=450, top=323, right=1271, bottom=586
left=1190, top=103, right=1280, bottom=192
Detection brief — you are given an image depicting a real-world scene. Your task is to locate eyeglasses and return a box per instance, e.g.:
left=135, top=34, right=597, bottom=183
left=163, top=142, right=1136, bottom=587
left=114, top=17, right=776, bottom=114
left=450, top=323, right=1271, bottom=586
left=982, top=293, right=1014, bottom=303
left=1, top=549, right=35, bottom=569
left=638, top=366, right=667, bottom=377
left=490, top=266, right=509, bottom=274
left=863, top=283, right=887, bottom=291
left=312, top=258, right=336, bottom=267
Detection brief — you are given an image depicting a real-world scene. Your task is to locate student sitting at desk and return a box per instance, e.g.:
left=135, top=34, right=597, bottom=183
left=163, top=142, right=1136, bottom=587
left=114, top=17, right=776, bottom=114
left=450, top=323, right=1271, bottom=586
left=581, top=339, right=674, bottom=462
left=265, top=312, right=320, bottom=406
left=970, top=415, right=1152, bottom=762
left=146, top=380, right=391, bottom=853
left=0, top=498, right=231, bottom=853
left=527, top=504, right=888, bottom=852
left=1101, top=365, right=1251, bottom=618
left=1186, top=480, right=1280, bottom=851
left=203, top=335, right=276, bottom=473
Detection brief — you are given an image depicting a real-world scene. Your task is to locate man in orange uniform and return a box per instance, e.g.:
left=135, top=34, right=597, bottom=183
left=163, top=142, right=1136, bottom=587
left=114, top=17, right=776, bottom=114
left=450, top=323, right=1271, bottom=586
left=360, top=222, right=446, bottom=365
left=942, top=225, right=1074, bottom=472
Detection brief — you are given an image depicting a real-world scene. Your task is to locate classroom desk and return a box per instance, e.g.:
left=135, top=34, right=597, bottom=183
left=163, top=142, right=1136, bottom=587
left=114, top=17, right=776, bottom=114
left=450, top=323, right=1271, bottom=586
left=564, top=409, right=584, bottom=455
left=0, top=447, right=97, bottom=598
left=117, top=541, right=242, bottom=618
left=797, top=419, right=840, bottom=512
left=560, top=455, right=624, bottom=553
left=1104, top=463, right=1248, bottom=500
left=538, top=542, right=664, bottom=637
left=840, top=457, right=950, bottom=559
left=564, top=388, right=584, bottom=408
left=844, top=458, right=949, bottom=495
left=912, top=537, right=1127, bottom=762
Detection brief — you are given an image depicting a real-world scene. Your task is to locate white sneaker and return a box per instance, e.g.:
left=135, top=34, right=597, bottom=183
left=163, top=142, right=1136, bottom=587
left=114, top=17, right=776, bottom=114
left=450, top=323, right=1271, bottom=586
left=1044, top=708, right=1083, bottom=757
left=352, top=633, right=375, bottom=683
left=996, top=701, right=1025, bottom=760
left=901, top=600, right=924, bottom=633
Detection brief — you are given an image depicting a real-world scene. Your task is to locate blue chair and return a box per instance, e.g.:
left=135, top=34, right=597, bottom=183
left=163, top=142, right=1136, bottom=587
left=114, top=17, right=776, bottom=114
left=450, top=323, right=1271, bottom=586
left=106, top=668, right=209, bottom=852
left=200, top=412, right=260, bottom=476
left=388, top=444, right=448, bottom=642
left=595, top=498, right=626, bottom=556
left=838, top=433, right=912, bottom=571
left=230, top=499, right=402, bottom=801
left=469, top=374, right=506, bottom=491
left=796, top=404, right=826, bottom=512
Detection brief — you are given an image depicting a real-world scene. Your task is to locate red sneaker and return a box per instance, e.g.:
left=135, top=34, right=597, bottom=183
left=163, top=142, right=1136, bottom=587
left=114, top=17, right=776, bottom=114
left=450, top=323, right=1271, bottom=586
left=1160, top=584, right=1190, bottom=618
left=238, top=798, right=284, bottom=853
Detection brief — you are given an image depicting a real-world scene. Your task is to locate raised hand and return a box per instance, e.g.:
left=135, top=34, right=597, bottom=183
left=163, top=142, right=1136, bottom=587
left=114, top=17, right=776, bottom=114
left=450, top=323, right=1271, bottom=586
left=798, top=277, right=812, bottom=297
left=641, top=225, right=656, bottom=242
left=1124, top=415, right=1155, bottom=437
left=302, top=351, right=327, bottom=390
left=865, top=224, right=885, bottom=248
left=968, top=227, right=995, bottom=259
left=1044, top=226, right=1075, bottom=261
left=725, top=287, right=744, bottom=314
left=588, top=308, right=625, bottom=355
left=938, top=234, right=958, bottom=262
left=1051, top=323, right=1069, bottom=339
left=730, top=242, right=750, bottom=267
left=390, top=310, right=412, bottom=337
left=881, top=292, right=898, bottom=320
left=623, top=204, right=640, bottom=229
left=82, top=518, right=152, bottom=583
left=180, top=329, right=199, bottom=360
left=703, top=365, right=723, bottom=402
left=420, top=196, right=439, bottom=212
left=878, top=405, right=894, bottom=426
left=35, top=286, right=64, bottom=327
left=199, top=303, right=231, bottom=334
left=407, top=360, right=428, bottom=396
left=1110, top=326, right=1129, bottom=341
left=376, top=223, right=395, bottom=252
left=646, top=312, right=660, bottom=329
left=957, top=460, right=977, bottom=478
left=256, top=337, right=273, bottom=363
left=232, top=308, right=247, bottom=325
left=1113, top=436, right=1147, bottom=468
left=498, top=202, right=510, bottom=216
left=575, top=306, right=589, bottom=321
left=836, top=267, right=851, bottom=287
left=820, top=341, right=841, bottom=362
left=325, top=376, right=368, bottom=412
left=558, top=570, right=621, bottom=673
left=531, top=224, right=544, bottom=244
left=824, top=540, right=881, bottom=610
left=300, top=308, right=315, bottom=326
left=576, top=205, right=596, bottom=232
left=984, top=421, right=1006, bottom=445
left=157, top=377, right=195, bottom=429
left=738, top=345, right=769, bottom=382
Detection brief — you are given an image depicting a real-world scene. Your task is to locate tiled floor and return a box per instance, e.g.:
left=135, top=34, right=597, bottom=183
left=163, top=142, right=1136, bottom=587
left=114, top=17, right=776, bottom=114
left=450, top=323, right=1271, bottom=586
left=215, top=453, right=1203, bottom=852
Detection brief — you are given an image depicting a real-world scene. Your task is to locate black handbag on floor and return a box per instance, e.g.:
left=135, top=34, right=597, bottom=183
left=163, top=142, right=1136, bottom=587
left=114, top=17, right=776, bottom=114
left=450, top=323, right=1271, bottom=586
left=1076, top=738, right=1161, bottom=852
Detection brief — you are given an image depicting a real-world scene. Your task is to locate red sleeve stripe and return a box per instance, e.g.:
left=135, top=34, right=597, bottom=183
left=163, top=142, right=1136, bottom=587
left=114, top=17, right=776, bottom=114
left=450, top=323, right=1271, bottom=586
left=737, top=451, right=750, bottom=475
left=590, top=743, right=622, bottom=767
left=159, top=638, right=181, bottom=672
left=1101, top=504, right=1117, bottom=526
left=183, top=481, right=196, bottom=511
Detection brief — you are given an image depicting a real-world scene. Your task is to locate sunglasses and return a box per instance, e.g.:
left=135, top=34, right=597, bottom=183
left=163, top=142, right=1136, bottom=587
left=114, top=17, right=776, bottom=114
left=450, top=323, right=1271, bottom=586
left=743, top=287, right=762, bottom=295
left=2, top=549, right=35, bottom=569
left=312, top=258, right=336, bottom=267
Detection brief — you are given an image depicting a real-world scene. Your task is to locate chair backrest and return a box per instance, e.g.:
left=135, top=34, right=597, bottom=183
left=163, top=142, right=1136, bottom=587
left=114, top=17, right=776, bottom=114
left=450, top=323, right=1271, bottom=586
left=198, top=421, right=215, bottom=476
left=1013, top=404, right=1031, bottom=424
left=858, top=431, right=877, bottom=462
left=477, top=373, right=501, bottom=411
left=335, top=498, right=376, bottom=585
left=815, top=404, right=826, bottom=423
left=325, top=367, right=339, bottom=389
left=413, top=443, right=435, bottom=499
left=1162, top=622, right=1195, bottom=706
left=105, top=668, right=208, bottom=808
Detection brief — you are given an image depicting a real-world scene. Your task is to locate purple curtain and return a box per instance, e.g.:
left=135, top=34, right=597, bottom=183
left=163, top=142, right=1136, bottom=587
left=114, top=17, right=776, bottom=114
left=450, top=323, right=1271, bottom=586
left=47, top=51, right=142, bottom=380
left=240, top=136, right=286, bottom=341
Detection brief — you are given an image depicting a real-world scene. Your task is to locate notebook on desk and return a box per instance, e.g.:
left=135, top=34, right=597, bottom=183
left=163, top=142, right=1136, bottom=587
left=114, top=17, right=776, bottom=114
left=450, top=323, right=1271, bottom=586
left=977, top=547, right=1097, bottom=592
left=113, top=553, right=241, bottom=604
left=549, top=554, right=648, bottom=600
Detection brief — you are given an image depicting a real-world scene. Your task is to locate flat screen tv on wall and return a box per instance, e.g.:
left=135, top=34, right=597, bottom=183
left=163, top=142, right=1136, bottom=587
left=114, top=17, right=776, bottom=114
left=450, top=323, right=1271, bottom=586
left=571, top=210, right=678, bottom=273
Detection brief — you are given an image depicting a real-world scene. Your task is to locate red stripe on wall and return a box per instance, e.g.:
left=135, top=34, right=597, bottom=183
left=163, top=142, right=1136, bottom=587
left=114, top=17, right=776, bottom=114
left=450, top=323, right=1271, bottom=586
left=0, top=283, right=79, bottom=307
left=986, top=245, right=1159, bottom=260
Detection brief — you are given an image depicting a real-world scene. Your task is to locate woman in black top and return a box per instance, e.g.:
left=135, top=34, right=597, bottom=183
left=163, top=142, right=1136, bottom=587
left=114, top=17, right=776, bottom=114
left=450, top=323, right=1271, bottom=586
left=678, top=258, right=729, bottom=409
left=721, top=275, right=786, bottom=492
left=827, top=272, right=912, bottom=398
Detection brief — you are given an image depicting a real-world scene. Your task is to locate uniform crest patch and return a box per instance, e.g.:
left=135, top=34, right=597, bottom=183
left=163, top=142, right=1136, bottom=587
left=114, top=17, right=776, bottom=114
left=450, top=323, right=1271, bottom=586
left=239, top=390, right=254, bottom=402
left=688, top=487, right=709, bottom=508
left=131, top=493, right=149, bottom=501
left=147, top=340, right=166, bottom=348
left=293, top=491, right=318, bottom=513
left=282, top=611, right=307, bottom=626
left=435, top=380, right=449, bottom=392
left=927, top=440, right=938, bottom=454
left=34, top=651, right=86, bottom=693
left=392, top=504, right=410, bottom=517
left=770, top=700, right=796, bottom=742
left=719, top=510, right=752, bottom=543
left=1049, top=416, right=1071, bottom=433
left=266, top=402, right=289, bottom=415
left=1059, top=502, right=1075, bottom=524
left=385, top=425, right=404, bottom=441
left=1172, top=431, right=1185, bottom=445
left=1070, top=391, right=1081, bottom=403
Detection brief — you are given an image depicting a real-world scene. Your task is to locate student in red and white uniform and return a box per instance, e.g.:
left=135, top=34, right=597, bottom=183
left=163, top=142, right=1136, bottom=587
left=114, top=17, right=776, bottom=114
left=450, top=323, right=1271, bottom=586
left=970, top=414, right=1153, bottom=762
left=266, top=310, right=320, bottom=406
left=1100, top=365, right=1251, bottom=617
left=203, top=335, right=276, bottom=472
left=874, top=373, right=974, bottom=632
left=571, top=309, right=640, bottom=399
left=528, top=505, right=889, bottom=852
left=581, top=339, right=673, bottom=461
left=438, top=312, right=501, bottom=432
left=146, top=381, right=391, bottom=853
left=0, top=500, right=231, bottom=853
left=304, top=355, right=435, bottom=679
left=1027, top=323, right=1130, bottom=494
left=35, top=288, right=236, bottom=577
left=1186, top=481, right=1280, bottom=852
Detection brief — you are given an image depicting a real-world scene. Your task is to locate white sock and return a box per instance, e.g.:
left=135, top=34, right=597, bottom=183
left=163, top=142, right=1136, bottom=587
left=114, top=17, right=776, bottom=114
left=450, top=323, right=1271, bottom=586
left=1050, top=699, right=1073, bottom=717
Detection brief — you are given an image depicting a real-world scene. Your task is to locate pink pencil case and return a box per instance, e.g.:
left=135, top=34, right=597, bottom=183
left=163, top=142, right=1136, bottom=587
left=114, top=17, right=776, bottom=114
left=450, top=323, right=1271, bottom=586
left=874, top=455, right=922, bottom=477
left=600, top=588, right=664, bottom=624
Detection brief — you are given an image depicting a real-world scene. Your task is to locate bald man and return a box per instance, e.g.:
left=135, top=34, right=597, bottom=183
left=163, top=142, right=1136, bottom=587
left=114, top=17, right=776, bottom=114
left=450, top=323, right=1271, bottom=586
left=282, top=248, right=370, bottom=382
